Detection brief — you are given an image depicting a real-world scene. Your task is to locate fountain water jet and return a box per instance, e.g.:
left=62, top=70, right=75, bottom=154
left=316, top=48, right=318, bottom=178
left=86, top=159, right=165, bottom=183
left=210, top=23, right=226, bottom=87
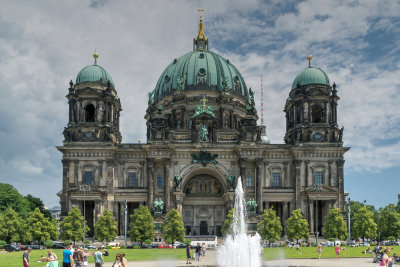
left=217, top=177, right=262, bottom=267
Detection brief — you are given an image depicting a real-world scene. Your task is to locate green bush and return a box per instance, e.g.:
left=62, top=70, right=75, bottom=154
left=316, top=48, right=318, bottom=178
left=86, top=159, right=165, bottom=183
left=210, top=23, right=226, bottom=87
left=44, top=240, right=54, bottom=248
left=120, top=245, right=126, bottom=249
left=105, top=245, right=112, bottom=249
left=340, top=243, right=346, bottom=247
left=387, top=236, right=395, bottom=241
left=0, top=240, right=6, bottom=247
left=184, top=239, right=192, bottom=246
left=63, top=240, right=71, bottom=246
left=133, top=245, right=140, bottom=249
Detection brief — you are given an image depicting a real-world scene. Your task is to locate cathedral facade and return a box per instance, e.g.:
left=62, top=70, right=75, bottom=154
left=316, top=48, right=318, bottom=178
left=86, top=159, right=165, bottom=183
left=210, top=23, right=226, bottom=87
left=57, top=18, right=349, bottom=238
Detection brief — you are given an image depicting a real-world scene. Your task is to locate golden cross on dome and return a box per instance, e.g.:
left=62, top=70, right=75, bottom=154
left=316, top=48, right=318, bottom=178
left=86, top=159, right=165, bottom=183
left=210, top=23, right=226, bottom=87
left=200, top=95, right=207, bottom=107
left=198, top=8, right=204, bottom=20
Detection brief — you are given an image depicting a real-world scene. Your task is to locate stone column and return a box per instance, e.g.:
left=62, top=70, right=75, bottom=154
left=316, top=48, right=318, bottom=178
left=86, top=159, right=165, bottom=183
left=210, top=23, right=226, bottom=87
left=256, top=158, right=263, bottom=214
left=337, top=160, right=345, bottom=212
left=282, top=201, right=289, bottom=236
left=239, top=158, right=247, bottom=193
left=308, top=200, right=314, bottom=235
left=163, top=158, right=171, bottom=212
left=294, top=160, right=302, bottom=209
left=119, top=201, right=125, bottom=236
left=328, top=161, right=333, bottom=186
left=305, top=160, right=310, bottom=186
left=94, top=199, right=101, bottom=223
left=147, top=158, right=154, bottom=211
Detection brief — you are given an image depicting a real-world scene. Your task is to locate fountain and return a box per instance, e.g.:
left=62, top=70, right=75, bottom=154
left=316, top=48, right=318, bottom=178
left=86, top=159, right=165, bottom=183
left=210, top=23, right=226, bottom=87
left=217, top=177, right=262, bottom=267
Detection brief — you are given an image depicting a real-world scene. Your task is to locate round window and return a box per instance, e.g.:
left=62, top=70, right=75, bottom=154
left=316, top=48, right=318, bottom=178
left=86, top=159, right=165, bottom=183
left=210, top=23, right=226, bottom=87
left=199, top=53, right=205, bottom=58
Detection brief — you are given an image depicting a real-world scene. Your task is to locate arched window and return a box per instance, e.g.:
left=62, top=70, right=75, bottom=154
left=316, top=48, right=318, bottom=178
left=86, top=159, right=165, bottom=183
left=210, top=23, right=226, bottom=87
left=84, top=104, right=95, bottom=122
left=312, top=105, right=322, bottom=123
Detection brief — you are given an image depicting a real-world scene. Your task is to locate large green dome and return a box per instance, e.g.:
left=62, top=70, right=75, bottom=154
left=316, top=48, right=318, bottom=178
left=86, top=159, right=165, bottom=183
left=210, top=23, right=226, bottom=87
left=76, top=64, right=115, bottom=87
left=152, top=50, right=249, bottom=102
left=291, top=66, right=330, bottom=90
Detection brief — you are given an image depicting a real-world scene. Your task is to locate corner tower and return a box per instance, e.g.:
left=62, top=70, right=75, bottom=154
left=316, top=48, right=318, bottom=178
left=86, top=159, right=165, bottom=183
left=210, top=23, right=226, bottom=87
left=63, top=52, right=122, bottom=145
left=284, top=54, right=342, bottom=145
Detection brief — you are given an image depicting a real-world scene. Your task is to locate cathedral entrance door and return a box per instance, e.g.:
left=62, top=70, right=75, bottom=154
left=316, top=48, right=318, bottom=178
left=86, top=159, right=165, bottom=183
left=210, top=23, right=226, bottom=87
left=200, top=221, right=208, bottom=235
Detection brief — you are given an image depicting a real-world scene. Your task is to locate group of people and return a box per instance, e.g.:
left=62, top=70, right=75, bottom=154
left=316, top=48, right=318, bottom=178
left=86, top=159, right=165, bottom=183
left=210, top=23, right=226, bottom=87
left=186, top=242, right=207, bottom=264
left=372, top=245, right=399, bottom=266
left=315, top=242, right=342, bottom=260
left=62, top=245, right=106, bottom=267
left=23, top=247, right=60, bottom=267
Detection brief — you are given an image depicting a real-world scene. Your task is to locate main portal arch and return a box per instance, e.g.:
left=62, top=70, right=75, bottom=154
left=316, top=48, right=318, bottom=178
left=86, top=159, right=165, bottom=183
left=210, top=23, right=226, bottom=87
left=181, top=170, right=229, bottom=237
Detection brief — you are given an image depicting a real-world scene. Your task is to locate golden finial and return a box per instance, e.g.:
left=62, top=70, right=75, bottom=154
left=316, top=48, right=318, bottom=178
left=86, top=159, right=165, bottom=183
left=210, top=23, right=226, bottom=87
left=196, top=8, right=207, bottom=40
left=93, top=50, right=99, bottom=64
left=307, top=51, right=312, bottom=67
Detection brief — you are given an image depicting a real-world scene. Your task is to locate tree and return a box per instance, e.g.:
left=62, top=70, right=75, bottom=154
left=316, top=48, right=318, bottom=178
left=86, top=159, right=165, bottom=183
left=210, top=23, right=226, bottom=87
left=128, top=205, right=154, bottom=245
left=161, top=209, right=185, bottom=244
left=95, top=209, right=118, bottom=243
left=0, top=183, right=30, bottom=216
left=286, top=209, right=309, bottom=243
left=221, top=208, right=234, bottom=236
left=378, top=204, right=400, bottom=240
left=257, top=207, right=282, bottom=245
left=26, top=208, right=58, bottom=243
left=346, top=200, right=378, bottom=233
left=323, top=207, right=347, bottom=241
left=353, top=206, right=377, bottom=243
left=25, top=194, right=52, bottom=218
left=59, top=207, right=89, bottom=245
left=0, top=208, right=27, bottom=243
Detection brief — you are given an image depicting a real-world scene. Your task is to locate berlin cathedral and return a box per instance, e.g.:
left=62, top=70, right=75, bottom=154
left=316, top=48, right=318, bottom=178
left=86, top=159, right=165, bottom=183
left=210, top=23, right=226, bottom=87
left=57, top=15, right=349, bottom=238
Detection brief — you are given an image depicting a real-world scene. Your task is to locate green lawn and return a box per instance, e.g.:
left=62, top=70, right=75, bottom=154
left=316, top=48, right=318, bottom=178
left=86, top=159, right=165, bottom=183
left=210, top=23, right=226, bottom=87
left=263, top=246, right=400, bottom=260
left=0, top=248, right=186, bottom=267
left=2, top=246, right=399, bottom=267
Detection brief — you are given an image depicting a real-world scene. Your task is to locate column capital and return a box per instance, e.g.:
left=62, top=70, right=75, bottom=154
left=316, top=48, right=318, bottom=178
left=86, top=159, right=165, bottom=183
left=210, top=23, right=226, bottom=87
left=163, top=158, right=171, bottom=166
left=256, top=158, right=263, bottom=167
left=146, top=158, right=155, bottom=167
left=294, top=160, right=301, bottom=167
left=239, top=158, right=247, bottom=167
left=336, top=159, right=345, bottom=167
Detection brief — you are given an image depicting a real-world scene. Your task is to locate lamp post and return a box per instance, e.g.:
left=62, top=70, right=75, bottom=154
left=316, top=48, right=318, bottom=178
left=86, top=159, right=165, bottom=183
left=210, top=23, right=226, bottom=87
left=124, top=200, right=127, bottom=247
left=79, top=185, right=91, bottom=248
left=310, top=185, right=322, bottom=244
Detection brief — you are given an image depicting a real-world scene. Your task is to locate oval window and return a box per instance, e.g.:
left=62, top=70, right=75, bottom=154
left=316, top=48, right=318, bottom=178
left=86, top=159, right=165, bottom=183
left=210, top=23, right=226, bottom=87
left=234, top=76, right=239, bottom=82
left=164, top=75, right=170, bottom=83
left=199, top=53, right=205, bottom=58
left=198, top=68, right=206, bottom=76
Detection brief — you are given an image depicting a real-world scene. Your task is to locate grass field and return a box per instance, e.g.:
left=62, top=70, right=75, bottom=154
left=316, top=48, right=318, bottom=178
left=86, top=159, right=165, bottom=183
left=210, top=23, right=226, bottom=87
left=1, top=246, right=399, bottom=267
left=263, top=246, right=400, bottom=260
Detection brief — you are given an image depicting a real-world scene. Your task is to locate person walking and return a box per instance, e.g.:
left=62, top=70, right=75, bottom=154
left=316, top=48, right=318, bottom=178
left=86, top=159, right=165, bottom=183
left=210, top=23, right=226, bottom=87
left=73, top=247, right=84, bottom=267
left=201, top=243, right=206, bottom=258
left=93, top=248, right=104, bottom=267
left=82, top=248, right=90, bottom=267
left=186, top=245, right=192, bottom=264
left=317, top=243, right=322, bottom=259
left=335, top=243, right=340, bottom=261
left=63, top=245, right=73, bottom=267
left=23, top=247, right=32, bottom=267
left=380, top=249, right=389, bottom=266
left=194, top=243, right=201, bottom=261
left=111, top=253, right=126, bottom=267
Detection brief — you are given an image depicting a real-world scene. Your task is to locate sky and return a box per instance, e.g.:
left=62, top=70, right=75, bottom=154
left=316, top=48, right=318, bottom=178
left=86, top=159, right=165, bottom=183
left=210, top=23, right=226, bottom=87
left=0, top=0, right=399, bottom=209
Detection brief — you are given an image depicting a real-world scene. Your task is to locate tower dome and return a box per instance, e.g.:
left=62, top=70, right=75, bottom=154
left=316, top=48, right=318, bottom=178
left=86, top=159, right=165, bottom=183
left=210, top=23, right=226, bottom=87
left=291, top=54, right=330, bottom=90
left=151, top=14, right=248, bottom=103
left=75, top=52, right=115, bottom=87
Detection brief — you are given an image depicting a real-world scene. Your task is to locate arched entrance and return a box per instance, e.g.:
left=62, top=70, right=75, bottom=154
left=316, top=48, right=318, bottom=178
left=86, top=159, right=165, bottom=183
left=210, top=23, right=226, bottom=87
left=181, top=174, right=227, bottom=237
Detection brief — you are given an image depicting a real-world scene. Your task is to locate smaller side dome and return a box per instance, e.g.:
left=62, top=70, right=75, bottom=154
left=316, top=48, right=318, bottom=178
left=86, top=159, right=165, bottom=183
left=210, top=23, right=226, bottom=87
left=291, top=55, right=329, bottom=90
left=291, top=66, right=330, bottom=90
left=75, top=53, right=115, bottom=87
left=76, top=64, right=115, bottom=87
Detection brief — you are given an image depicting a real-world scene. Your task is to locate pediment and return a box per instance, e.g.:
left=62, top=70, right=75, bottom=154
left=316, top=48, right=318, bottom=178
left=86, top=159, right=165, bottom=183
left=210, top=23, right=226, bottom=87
left=304, top=184, right=338, bottom=194
left=76, top=87, right=100, bottom=96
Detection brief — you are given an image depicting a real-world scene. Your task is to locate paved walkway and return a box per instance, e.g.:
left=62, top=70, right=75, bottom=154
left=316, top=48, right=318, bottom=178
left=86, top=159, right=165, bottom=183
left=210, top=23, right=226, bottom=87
left=86, top=250, right=377, bottom=267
